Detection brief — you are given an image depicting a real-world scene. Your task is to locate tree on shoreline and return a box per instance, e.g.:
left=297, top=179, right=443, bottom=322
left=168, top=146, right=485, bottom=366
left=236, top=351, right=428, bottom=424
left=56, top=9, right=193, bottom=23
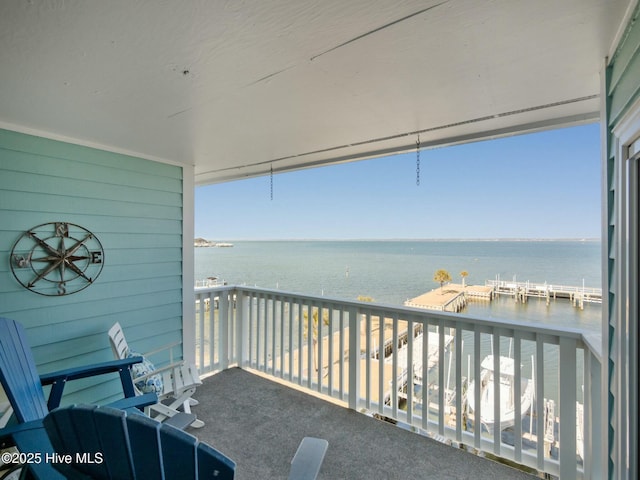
left=357, top=295, right=375, bottom=302
left=460, top=271, right=469, bottom=287
left=434, top=269, right=452, bottom=293
left=303, top=307, right=330, bottom=372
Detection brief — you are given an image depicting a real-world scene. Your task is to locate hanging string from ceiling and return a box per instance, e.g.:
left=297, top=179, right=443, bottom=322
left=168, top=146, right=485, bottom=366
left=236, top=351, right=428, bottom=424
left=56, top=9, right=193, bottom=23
left=270, top=164, right=274, bottom=201
left=416, top=134, right=421, bottom=186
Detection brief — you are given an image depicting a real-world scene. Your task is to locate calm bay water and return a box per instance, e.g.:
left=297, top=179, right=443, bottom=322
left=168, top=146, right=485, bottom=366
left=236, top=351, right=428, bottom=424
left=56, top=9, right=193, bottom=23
left=195, top=239, right=602, bottom=332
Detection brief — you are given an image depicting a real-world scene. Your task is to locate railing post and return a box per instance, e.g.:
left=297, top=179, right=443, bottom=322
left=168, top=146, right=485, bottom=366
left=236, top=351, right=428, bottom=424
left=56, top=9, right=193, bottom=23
left=559, top=337, right=577, bottom=480
left=219, top=289, right=230, bottom=370
left=194, top=291, right=205, bottom=374
left=348, top=306, right=360, bottom=411
left=585, top=345, right=603, bottom=479
left=235, top=288, right=250, bottom=368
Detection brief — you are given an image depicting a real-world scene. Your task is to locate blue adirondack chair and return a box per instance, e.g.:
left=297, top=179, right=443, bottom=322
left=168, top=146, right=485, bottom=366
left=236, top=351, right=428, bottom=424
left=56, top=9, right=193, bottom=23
left=0, top=317, right=157, bottom=479
left=43, top=404, right=236, bottom=480
left=43, top=405, right=330, bottom=480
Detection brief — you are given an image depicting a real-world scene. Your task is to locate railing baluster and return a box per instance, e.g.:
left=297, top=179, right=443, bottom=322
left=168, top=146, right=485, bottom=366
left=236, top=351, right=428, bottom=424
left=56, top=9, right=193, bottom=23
left=278, top=297, right=283, bottom=376
left=236, top=292, right=251, bottom=368
left=317, top=304, right=324, bottom=392
left=513, top=331, right=522, bottom=463
left=378, top=313, right=384, bottom=414
left=536, top=335, right=545, bottom=472
left=493, top=331, right=500, bottom=455
left=307, top=304, right=313, bottom=389
left=339, top=307, right=345, bottom=402
left=455, top=324, right=462, bottom=442
left=219, top=291, right=228, bottom=370
left=253, top=295, right=259, bottom=370
left=583, top=347, right=591, bottom=478
left=297, top=301, right=303, bottom=385
left=327, top=305, right=334, bottom=397
left=273, top=296, right=278, bottom=376
left=196, top=292, right=205, bottom=372
left=474, top=326, right=482, bottom=448
left=391, top=313, right=399, bottom=418
left=348, top=306, right=360, bottom=411
left=278, top=297, right=287, bottom=378
left=252, top=295, right=257, bottom=369
left=207, top=292, right=214, bottom=371
left=253, top=293, right=259, bottom=369
left=365, top=311, right=372, bottom=411
left=288, top=298, right=293, bottom=381
left=407, top=318, right=414, bottom=424
left=438, top=320, right=445, bottom=436
left=248, top=293, right=254, bottom=368
left=422, top=322, right=429, bottom=432
left=230, top=292, right=236, bottom=365
left=376, top=316, right=380, bottom=415
left=258, top=295, right=265, bottom=372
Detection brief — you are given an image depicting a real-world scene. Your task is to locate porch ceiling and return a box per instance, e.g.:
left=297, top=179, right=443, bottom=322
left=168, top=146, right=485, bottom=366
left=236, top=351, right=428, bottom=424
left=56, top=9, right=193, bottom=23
left=0, top=0, right=632, bottom=185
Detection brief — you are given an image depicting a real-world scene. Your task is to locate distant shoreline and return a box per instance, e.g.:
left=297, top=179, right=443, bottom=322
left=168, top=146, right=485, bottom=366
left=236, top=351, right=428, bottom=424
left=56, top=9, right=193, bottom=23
left=195, top=238, right=601, bottom=243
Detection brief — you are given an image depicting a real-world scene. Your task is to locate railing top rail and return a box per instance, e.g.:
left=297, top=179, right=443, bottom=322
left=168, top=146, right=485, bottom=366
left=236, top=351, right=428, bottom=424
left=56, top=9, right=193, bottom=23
left=581, top=330, right=603, bottom=360
left=195, top=284, right=601, bottom=350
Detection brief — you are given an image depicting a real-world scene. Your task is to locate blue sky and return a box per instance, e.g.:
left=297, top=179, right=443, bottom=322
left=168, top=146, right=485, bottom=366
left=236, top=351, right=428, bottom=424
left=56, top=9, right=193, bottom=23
left=195, top=123, right=601, bottom=240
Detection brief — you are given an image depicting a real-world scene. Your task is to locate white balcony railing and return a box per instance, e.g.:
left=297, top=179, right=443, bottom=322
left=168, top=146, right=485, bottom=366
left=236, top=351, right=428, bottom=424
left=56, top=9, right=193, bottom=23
left=195, top=285, right=603, bottom=480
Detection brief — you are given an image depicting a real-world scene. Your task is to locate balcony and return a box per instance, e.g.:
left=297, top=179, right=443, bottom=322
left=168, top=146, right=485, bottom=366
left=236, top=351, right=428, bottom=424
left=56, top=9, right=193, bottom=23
left=192, top=367, right=537, bottom=479
left=194, top=285, right=603, bottom=479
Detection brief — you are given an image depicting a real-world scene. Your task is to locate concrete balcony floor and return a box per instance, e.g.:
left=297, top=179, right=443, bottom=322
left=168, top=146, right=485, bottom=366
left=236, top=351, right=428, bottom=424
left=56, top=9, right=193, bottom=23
left=190, top=368, right=537, bottom=479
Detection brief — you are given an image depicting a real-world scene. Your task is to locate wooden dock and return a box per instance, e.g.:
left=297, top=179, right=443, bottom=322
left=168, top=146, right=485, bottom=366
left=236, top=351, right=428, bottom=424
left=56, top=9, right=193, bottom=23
left=405, top=283, right=493, bottom=313
left=486, top=280, right=602, bottom=309
left=405, top=280, right=601, bottom=313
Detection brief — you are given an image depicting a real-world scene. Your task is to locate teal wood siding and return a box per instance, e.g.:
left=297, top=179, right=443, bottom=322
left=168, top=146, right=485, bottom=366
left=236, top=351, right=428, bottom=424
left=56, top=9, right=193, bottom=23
left=604, top=61, right=616, bottom=480
left=0, top=129, right=184, bottom=405
left=605, top=4, right=640, bottom=478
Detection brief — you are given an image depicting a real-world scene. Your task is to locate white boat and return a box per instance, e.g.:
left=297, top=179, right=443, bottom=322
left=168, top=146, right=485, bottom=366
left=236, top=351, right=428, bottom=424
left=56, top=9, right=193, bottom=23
left=468, top=355, right=534, bottom=433
left=195, top=276, right=227, bottom=288
left=393, top=329, right=455, bottom=409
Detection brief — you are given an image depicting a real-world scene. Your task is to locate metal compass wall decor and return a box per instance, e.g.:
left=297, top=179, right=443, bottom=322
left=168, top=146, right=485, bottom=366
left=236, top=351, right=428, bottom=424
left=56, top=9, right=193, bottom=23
left=10, top=222, right=104, bottom=296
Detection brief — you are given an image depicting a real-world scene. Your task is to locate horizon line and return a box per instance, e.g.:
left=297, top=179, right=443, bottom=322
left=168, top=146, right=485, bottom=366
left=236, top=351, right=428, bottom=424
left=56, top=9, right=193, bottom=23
left=195, top=237, right=601, bottom=242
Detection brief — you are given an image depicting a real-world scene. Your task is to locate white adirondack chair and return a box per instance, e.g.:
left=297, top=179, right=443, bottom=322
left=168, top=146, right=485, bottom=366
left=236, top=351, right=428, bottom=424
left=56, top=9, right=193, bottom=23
left=108, top=322, right=204, bottom=428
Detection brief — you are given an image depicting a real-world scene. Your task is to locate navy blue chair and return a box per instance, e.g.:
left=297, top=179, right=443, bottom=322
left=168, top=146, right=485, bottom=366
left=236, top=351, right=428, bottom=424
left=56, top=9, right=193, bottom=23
left=0, top=317, right=157, bottom=479
left=43, top=404, right=236, bottom=480
left=42, top=405, right=330, bottom=480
